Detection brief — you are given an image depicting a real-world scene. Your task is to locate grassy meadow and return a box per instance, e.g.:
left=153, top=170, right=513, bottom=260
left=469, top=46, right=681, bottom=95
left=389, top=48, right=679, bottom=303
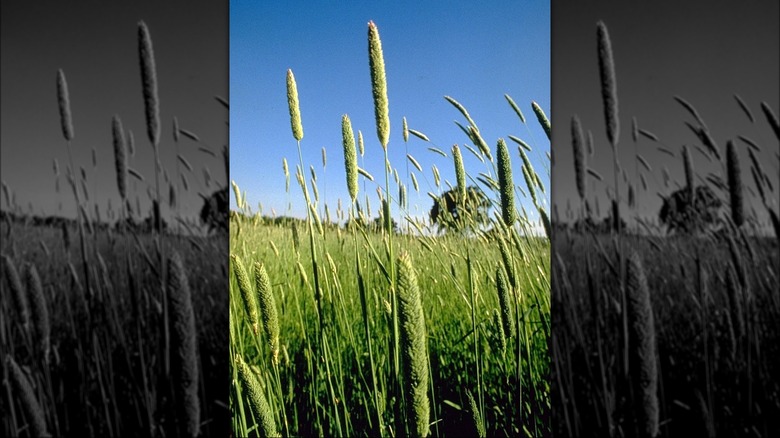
left=1, top=221, right=228, bottom=437
left=552, top=20, right=780, bottom=437
left=1, top=20, right=228, bottom=437
left=230, top=21, right=552, bottom=437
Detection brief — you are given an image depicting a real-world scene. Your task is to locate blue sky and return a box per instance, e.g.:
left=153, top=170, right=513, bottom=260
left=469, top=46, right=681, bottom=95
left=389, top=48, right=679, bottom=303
left=230, top=1, right=551, bottom=226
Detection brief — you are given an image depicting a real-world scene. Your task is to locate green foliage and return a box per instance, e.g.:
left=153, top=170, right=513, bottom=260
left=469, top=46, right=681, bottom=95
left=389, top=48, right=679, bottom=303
left=429, top=186, right=490, bottom=233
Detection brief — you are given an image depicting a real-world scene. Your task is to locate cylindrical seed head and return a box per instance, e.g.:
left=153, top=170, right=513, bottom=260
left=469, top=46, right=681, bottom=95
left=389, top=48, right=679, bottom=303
left=26, top=264, right=50, bottom=363
left=682, top=145, right=695, bottom=204
left=495, top=266, right=515, bottom=338
left=726, top=140, right=744, bottom=227
left=167, top=252, right=200, bottom=437
left=112, top=115, right=128, bottom=199
left=342, top=114, right=359, bottom=202
left=760, top=101, right=780, bottom=141
left=626, top=252, right=659, bottom=438
left=57, top=69, right=74, bottom=141
left=497, top=138, right=516, bottom=226
left=597, top=21, right=619, bottom=146
left=232, top=254, right=259, bottom=336
left=571, top=115, right=586, bottom=200
left=138, top=21, right=160, bottom=146
left=254, top=262, right=280, bottom=364
left=235, top=355, right=277, bottom=437
left=397, top=252, right=430, bottom=437
left=287, top=69, right=304, bottom=141
left=452, top=144, right=466, bottom=204
left=3, top=255, right=29, bottom=330
left=532, top=101, right=550, bottom=141
left=368, top=21, right=390, bottom=148
left=127, top=130, right=135, bottom=158
left=7, top=355, right=49, bottom=437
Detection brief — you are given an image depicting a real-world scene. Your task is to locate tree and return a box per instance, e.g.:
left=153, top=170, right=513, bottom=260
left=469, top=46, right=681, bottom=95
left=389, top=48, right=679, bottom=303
left=659, top=185, right=722, bottom=234
left=200, top=186, right=229, bottom=233
left=429, top=186, right=491, bottom=233
left=371, top=216, right=399, bottom=234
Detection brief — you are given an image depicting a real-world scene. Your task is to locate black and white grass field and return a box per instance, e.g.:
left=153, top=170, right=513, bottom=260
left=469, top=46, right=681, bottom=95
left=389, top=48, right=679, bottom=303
left=551, top=2, right=779, bottom=437
left=1, top=3, right=228, bottom=437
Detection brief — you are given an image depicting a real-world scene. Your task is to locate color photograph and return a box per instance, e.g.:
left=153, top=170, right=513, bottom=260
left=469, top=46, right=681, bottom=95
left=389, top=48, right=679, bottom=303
left=229, top=1, right=551, bottom=436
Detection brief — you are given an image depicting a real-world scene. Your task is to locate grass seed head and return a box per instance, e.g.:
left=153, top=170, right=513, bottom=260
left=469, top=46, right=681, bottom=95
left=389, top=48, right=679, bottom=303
left=235, top=355, right=277, bottom=437
left=7, top=355, right=49, bottom=437
left=469, top=126, right=492, bottom=161
left=495, top=265, right=516, bottom=338
left=539, top=206, right=551, bottom=239
left=112, top=115, right=128, bottom=199
left=760, top=101, right=780, bottom=140
left=138, top=21, right=160, bottom=146
left=286, top=69, right=304, bottom=141
left=726, top=140, right=744, bottom=227
left=368, top=21, right=390, bottom=148
left=682, top=144, right=695, bottom=203
left=232, top=254, right=259, bottom=336
left=532, top=101, right=551, bottom=140
left=504, top=94, right=526, bottom=124
left=26, top=263, right=50, bottom=363
left=452, top=144, right=466, bottom=203
left=522, top=164, right=538, bottom=207
left=3, top=255, right=29, bottom=330
left=466, top=388, right=486, bottom=438
left=596, top=21, right=619, bottom=146
left=396, top=252, right=430, bottom=437
left=57, top=69, right=74, bottom=141
left=492, top=309, right=507, bottom=353
left=571, top=115, right=586, bottom=200
left=342, top=114, right=359, bottom=202
left=167, top=252, right=200, bottom=437
left=254, top=262, right=280, bottom=364
left=497, top=138, right=516, bottom=226
left=626, top=252, right=659, bottom=438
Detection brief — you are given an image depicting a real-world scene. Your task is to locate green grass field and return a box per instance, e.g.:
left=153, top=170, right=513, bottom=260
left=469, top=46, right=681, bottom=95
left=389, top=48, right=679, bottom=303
left=230, top=218, right=550, bottom=436
left=230, top=20, right=551, bottom=437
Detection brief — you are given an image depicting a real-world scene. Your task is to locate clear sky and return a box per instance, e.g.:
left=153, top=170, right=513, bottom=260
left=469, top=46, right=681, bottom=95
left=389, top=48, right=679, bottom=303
left=552, top=2, right=779, bottom=233
left=1, top=2, right=228, bottom=226
left=230, top=1, right=551, bottom=227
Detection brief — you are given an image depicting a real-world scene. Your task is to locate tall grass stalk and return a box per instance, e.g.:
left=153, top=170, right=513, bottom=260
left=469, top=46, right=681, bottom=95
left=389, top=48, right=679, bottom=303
left=7, top=355, right=49, bottom=437
left=56, top=68, right=92, bottom=306
left=625, top=252, right=658, bottom=438
left=3, top=255, right=29, bottom=331
left=596, top=20, right=631, bottom=382
left=26, top=263, right=50, bottom=364
left=367, top=21, right=403, bottom=429
left=253, top=262, right=280, bottom=364
left=397, top=252, right=429, bottom=437
left=726, top=140, right=744, bottom=227
left=167, top=252, right=200, bottom=437
left=235, top=355, right=277, bottom=437
left=497, top=138, right=516, bottom=226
